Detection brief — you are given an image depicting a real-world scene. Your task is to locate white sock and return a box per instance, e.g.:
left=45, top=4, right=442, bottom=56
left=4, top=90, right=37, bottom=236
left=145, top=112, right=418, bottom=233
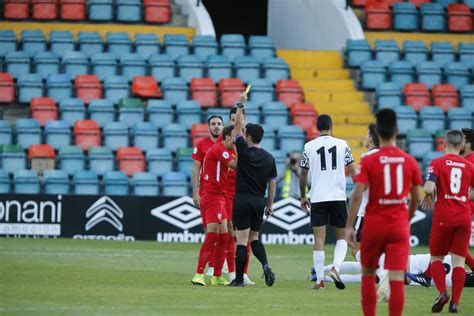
left=355, top=250, right=361, bottom=263
left=376, top=254, right=387, bottom=280
left=313, top=250, right=325, bottom=283
left=333, top=239, right=348, bottom=272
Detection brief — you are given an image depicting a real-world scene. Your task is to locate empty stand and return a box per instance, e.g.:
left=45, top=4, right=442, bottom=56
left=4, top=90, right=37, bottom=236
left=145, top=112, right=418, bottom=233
left=74, top=120, right=101, bottom=151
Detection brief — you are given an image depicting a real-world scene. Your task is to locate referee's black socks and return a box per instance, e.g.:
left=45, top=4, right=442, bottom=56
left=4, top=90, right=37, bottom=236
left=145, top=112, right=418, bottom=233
left=250, top=240, right=268, bottom=266
left=235, top=245, right=247, bottom=283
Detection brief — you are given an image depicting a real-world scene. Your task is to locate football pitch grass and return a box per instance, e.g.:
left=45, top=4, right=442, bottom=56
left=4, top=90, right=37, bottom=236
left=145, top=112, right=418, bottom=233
left=1, top=238, right=473, bottom=316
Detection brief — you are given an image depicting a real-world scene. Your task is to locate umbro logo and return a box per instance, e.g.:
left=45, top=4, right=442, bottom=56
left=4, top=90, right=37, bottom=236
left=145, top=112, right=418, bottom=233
left=410, top=210, right=427, bottom=226
left=267, top=198, right=310, bottom=231
left=151, top=196, right=202, bottom=230
left=85, top=196, right=124, bottom=232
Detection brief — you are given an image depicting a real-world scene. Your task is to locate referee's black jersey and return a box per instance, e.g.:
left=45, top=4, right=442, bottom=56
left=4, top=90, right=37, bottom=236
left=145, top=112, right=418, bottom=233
left=234, top=134, right=277, bottom=196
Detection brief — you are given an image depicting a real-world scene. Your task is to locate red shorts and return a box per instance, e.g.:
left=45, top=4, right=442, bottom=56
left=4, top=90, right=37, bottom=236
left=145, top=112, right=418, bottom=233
left=430, top=220, right=472, bottom=257
left=360, top=219, right=409, bottom=270
left=201, top=196, right=227, bottom=225
left=225, top=194, right=235, bottom=222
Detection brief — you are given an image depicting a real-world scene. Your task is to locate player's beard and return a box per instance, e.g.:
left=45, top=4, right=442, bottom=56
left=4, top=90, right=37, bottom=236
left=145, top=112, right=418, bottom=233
left=211, top=129, right=221, bottom=138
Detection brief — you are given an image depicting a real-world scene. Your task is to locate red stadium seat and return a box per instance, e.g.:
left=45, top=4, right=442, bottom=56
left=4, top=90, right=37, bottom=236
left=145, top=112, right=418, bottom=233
left=30, top=97, right=58, bottom=126
left=305, top=126, right=320, bottom=141
left=291, top=102, right=318, bottom=132
left=365, top=2, right=392, bottom=30
left=73, top=120, right=101, bottom=151
left=403, top=83, right=430, bottom=111
left=32, top=0, right=58, bottom=20
left=432, top=84, right=459, bottom=112
left=131, top=76, right=163, bottom=98
left=0, top=73, right=15, bottom=103
left=75, top=75, right=102, bottom=104
left=435, top=135, right=444, bottom=152
left=60, top=0, right=86, bottom=20
left=4, top=0, right=29, bottom=19
left=219, top=78, right=244, bottom=108
left=408, top=0, right=431, bottom=8
left=352, top=0, right=367, bottom=7
left=276, top=80, right=305, bottom=108
left=28, top=144, right=56, bottom=174
left=117, top=146, right=145, bottom=176
left=447, top=4, right=473, bottom=32
left=191, top=124, right=209, bottom=146
left=144, top=0, right=171, bottom=23
left=190, top=78, right=217, bottom=108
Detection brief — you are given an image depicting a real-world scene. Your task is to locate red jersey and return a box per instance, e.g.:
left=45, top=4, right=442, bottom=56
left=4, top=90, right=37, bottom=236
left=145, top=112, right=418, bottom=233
left=354, top=146, right=422, bottom=223
left=225, top=149, right=237, bottom=198
left=192, top=137, right=215, bottom=193
left=464, top=153, right=474, bottom=213
left=427, top=154, right=474, bottom=225
left=201, top=142, right=234, bottom=197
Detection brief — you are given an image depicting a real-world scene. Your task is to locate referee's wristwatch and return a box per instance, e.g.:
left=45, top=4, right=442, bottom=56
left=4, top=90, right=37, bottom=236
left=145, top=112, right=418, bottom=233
left=236, top=102, right=245, bottom=109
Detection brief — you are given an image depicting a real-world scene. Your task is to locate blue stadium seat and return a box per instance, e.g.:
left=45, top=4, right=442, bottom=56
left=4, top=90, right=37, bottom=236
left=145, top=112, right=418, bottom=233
left=78, top=32, right=104, bottom=57
left=6, top=51, right=30, bottom=79
left=34, top=52, right=60, bottom=80
left=0, top=121, right=12, bottom=145
left=149, top=54, right=175, bottom=82
left=417, top=62, right=442, bottom=89
left=163, top=124, right=188, bottom=151
left=205, top=108, right=230, bottom=123
left=375, top=40, right=400, bottom=67
left=132, top=172, right=159, bottom=196
left=91, top=53, right=117, bottom=81
left=407, top=129, right=434, bottom=159
left=248, top=79, right=274, bottom=103
left=361, top=60, right=387, bottom=90
left=445, top=62, right=470, bottom=91
left=147, top=148, right=173, bottom=177
left=74, top=170, right=100, bottom=195
left=147, top=100, right=174, bottom=128
left=461, top=85, right=474, bottom=112
left=177, top=55, right=204, bottom=84
left=235, top=55, right=261, bottom=83
left=206, top=55, right=233, bottom=83
left=116, top=0, right=141, bottom=22
left=89, top=146, right=114, bottom=176
left=103, top=122, right=130, bottom=151
left=422, top=151, right=444, bottom=176
left=16, top=118, right=41, bottom=149
left=135, top=33, right=160, bottom=60
left=18, top=74, right=43, bottom=103
left=44, top=170, right=70, bottom=194
left=1, top=145, right=26, bottom=175
left=21, top=30, right=46, bottom=56
left=434, top=0, right=458, bottom=8
left=50, top=31, right=75, bottom=56
left=393, top=2, right=418, bottom=31
left=262, top=102, right=289, bottom=131
left=376, top=82, right=402, bottom=110
left=220, top=34, right=246, bottom=61
left=459, top=43, right=474, bottom=68
left=260, top=125, right=276, bottom=151
left=62, top=51, right=89, bottom=78
left=104, top=75, right=130, bottom=105
left=403, top=40, right=428, bottom=66
left=421, top=3, right=446, bottom=32
left=278, top=125, right=305, bottom=153
left=0, top=30, right=17, bottom=55
left=419, top=107, right=445, bottom=134
left=161, top=171, right=188, bottom=196
left=47, top=73, right=73, bottom=103
left=346, top=39, right=372, bottom=68
left=88, top=0, right=114, bottom=21
left=389, top=61, right=414, bottom=87
left=249, top=35, right=275, bottom=61
left=45, top=120, right=71, bottom=150
left=120, top=53, right=147, bottom=82
left=448, top=108, right=473, bottom=129
left=465, top=0, right=474, bottom=9
left=192, top=35, right=218, bottom=61
left=394, top=106, right=417, bottom=135
left=431, top=42, right=456, bottom=68
left=59, top=145, right=85, bottom=175
left=162, top=77, right=188, bottom=105
left=133, top=122, right=159, bottom=151
left=60, top=98, right=86, bottom=126
left=106, top=32, right=132, bottom=60
left=163, top=34, right=190, bottom=60
left=271, top=150, right=286, bottom=181
left=104, top=171, right=129, bottom=195
left=263, top=58, right=289, bottom=85
left=243, top=101, right=261, bottom=123
left=176, top=147, right=193, bottom=179
left=14, top=170, right=40, bottom=194
left=118, top=98, right=144, bottom=127
left=176, top=100, right=201, bottom=129
left=0, top=169, right=9, bottom=193
left=89, top=99, right=115, bottom=127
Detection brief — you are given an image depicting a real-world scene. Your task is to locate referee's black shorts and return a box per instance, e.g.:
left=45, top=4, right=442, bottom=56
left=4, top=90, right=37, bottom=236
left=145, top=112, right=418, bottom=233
left=232, top=193, right=266, bottom=232
left=310, top=201, right=348, bottom=228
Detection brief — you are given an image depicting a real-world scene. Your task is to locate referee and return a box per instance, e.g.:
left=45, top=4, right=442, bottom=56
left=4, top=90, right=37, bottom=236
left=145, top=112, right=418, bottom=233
left=228, top=92, right=277, bottom=287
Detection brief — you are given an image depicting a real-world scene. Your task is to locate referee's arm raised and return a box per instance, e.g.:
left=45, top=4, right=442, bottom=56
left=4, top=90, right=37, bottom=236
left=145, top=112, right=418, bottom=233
left=233, top=92, right=247, bottom=136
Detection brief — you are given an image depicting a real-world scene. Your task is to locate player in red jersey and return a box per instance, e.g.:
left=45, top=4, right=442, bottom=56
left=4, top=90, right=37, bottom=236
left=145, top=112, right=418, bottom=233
left=421, top=129, right=474, bottom=313
left=192, top=125, right=237, bottom=286
left=346, top=109, right=422, bottom=316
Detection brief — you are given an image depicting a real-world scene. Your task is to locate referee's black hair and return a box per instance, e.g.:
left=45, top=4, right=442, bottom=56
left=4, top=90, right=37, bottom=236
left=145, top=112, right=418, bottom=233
left=207, top=115, right=223, bottom=125
left=229, top=107, right=245, bottom=119
left=245, top=123, right=264, bottom=144
left=375, top=109, right=398, bottom=140
left=368, top=123, right=380, bottom=148
left=462, top=128, right=474, bottom=150
left=222, top=125, right=234, bottom=139
left=316, top=115, right=332, bottom=131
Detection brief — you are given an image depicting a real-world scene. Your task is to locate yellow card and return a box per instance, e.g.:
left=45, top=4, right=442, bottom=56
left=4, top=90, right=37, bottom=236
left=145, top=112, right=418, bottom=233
left=245, top=85, right=252, bottom=94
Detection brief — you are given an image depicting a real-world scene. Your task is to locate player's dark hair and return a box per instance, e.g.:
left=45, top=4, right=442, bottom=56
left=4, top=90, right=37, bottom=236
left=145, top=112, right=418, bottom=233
left=446, top=129, right=464, bottom=148
left=316, top=114, right=332, bottom=131
left=207, top=115, right=223, bottom=125
left=245, top=123, right=264, bottom=144
left=375, top=109, right=398, bottom=140
left=368, top=123, right=380, bottom=148
left=229, top=107, right=245, bottom=119
left=222, top=125, right=234, bottom=139
left=462, top=128, right=474, bottom=150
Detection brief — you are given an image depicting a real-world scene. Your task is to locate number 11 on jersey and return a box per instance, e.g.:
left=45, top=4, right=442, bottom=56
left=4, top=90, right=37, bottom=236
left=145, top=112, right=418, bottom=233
left=383, top=164, right=404, bottom=195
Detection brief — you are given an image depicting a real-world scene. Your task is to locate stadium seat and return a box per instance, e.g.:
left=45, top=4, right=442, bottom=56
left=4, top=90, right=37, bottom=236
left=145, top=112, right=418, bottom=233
left=403, top=40, right=428, bottom=66
left=21, top=30, right=47, bottom=55
left=459, top=42, right=474, bottom=68
left=235, top=56, right=261, bottom=83
left=132, top=172, right=159, bottom=196
left=206, top=55, right=233, bottom=83
left=149, top=54, right=175, bottom=82
left=133, top=122, right=159, bottom=152
left=421, top=151, right=444, bottom=176
left=1, top=144, right=26, bottom=174
left=14, top=170, right=40, bottom=194
left=0, top=73, right=15, bottom=103
left=278, top=125, right=305, bottom=153
left=88, top=146, right=114, bottom=176
left=404, top=83, right=430, bottom=111
left=178, top=55, right=204, bottom=84
left=34, top=52, right=60, bottom=80
left=104, top=75, right=130, bottom=105
left=6, top=51, right=30, bottom=79
left=431, top=42, right=456, bottom=68
left=106, top=32, right=132, bottom=59
left=144, top=0, right=171, bottom=23
left=290, top=102, right=318, bottom=132
left=60, top=98, right=86, bottom=126
left=161, top=171, right=188, bottom=196
left=62, top=51, right=89, bottom=78
left=361, top=60, right=387, bottom=90
left=32, top=0, right=58, bottom=20
left=117, top=146, right=145, bottom=176
left=30, top=96, right=58, bottom=126
left=59, top=145, right=85, bottom=175
left=447, top=107, right=473, bottom=129
left=444, top=62, right=470, bottom=91
left=78, top=32, right=104, bottom=58
left=50, top=31, right=75, bottom=56
left=419, top=106, right=445, bottom=134
left=461, top=85, right=474, bottom=112
left=192, top=35, right=218, bottom=61
left=421, top=3, right=446, bottom=31
left=118, top=98, right=144, bottom=128
left=45, top=120, right=71, bottom=149
left=205, top=108, right=229, bottom=123
left=434, top=0, right=458, bottom=8
left=117, top=0, right=141, bottom=22
left=135, top=33, right=160, bottom=60
left=242, top=101, right=260, bottom=124
left=28, top=144, right=55, bottom=174
left=417, top=62, right=442, bottom=89
left=74, top=120, right=101, bottom=151
left=75, top=75, right=103, bottom=104
left=264, top=58, right=290, bottom=85
left=0, top=169, right=10, bottom=193
left=88, top=99, right=115, bottom=127
left=389, top=61, right=414, bottom=88
left=60, top=0, right=86, bottom=20
left=87, top=0, right=113, bottom=21
left=249, top=36, right=275, bottom=60
left=91, top=53, right=117, bottom=81
left=146, top=148, right=172, bottom=177
left=132, top=76, right=163, bottom=98
left=176, top=100, right=201, bottom=129
left=220, top=34, right=246, bottom=61
left=120, top=53, right=147, bottom=82
left=0, top=121, right=12, bottom=145
left=464, top=0, right=474, bottom=10
left=190, top=124, right=208, bottom=145
left=4, top=0, right=29, bottom=19
left=376, top=82, right=402, bottom=109
left=190, top=77, right=217, bottom=108
left=365, top=2, right=392, bottom=30
left=104, top=171, right=129, bottom=195
left=447, top=4, right=473, bottom=32
left=147, top=100, right=174, bottom=128
left=260, top=125, right=276, bottom=151
left=276, top=79, right=304, bottom=108
left=262, top=102, right=289, bottom=131
left=375, top=40, right=400, bottom=67
left=432, top=84, right=459, bottom=112
left=103, top=122, right=130, bottom=151
left=395, top=106, right=418, bottom=135
left=18, top=74, right=43, bottom=103
left=46, top=73, right=73, bottom=103
left=0, top=30, right=18, bottom=55
left=162, top=77, right=188, bottom=105
left=176, top=147, right=194, bottom=178
left=407, top=129, right=434, bottom=159
left=346, top=39, right=372, bottom=68
left=73, top=170, right=100, bottom=195
left=163, top=34, right=190, bottom=60
left=393, top=2, right=418, bottom=31
left=271, top=150, right=286, bottom=181
left=163, top=124, right=188, bottom=151
left=219, top=78, right=245, bottom=107
left=16, top=118, right=41, bottom=149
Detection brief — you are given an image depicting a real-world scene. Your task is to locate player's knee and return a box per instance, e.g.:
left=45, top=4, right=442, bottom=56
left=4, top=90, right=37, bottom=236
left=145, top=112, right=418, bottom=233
left=451, top=254, right=466, bottom=268
left=362, top=267, right=377, bottom=276
left=431, top=256, right=444, bottom=263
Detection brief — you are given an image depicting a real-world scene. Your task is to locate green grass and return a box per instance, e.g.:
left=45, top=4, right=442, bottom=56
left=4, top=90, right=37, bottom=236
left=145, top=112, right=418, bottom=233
left=0, top=238, right=473, bottom=316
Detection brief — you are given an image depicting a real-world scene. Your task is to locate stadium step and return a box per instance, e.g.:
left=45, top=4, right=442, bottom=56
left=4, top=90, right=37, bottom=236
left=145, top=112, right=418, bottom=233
left=299, top=79, right=356, bottom=92
left=315, top=102, right=371, bottom=115
left=305, top=91, right=365, bottom=103
left=291, top=69, right=350, bottom=80
left=331, top=114, right=374, bottom=125
left=365, top=32, right=474, bottom=47
left=277, top=50, right=343, bottom=68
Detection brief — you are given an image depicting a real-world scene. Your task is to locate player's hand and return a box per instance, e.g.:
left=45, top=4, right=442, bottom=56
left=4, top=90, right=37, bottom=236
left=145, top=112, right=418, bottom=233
left=345, top=227, right=357, bottom=249
left=300, top=198, right=310, bottom=213
left=193, top=194, right=201, bottom=209
left=239, top=92, right=248, bottom=105
left=265, top=205, right=273, bottom=217
left=420, top=194, right=433, bottom=210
